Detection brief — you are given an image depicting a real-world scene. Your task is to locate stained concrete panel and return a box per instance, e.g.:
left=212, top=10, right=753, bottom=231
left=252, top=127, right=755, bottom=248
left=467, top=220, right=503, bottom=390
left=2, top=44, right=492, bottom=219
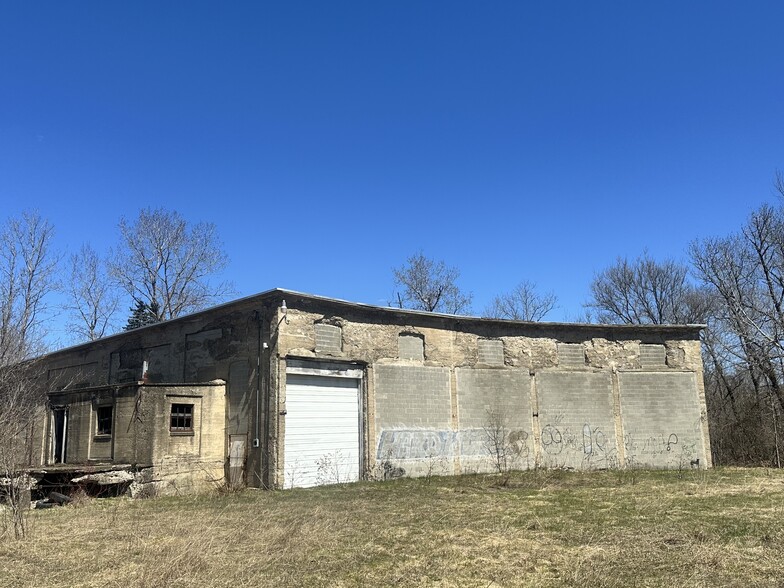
left=228, top=360, right=250, bottom=435
left=110, top=344, right=172, bottom=384
left=455, top=368, right=534, bottom=471
left=314, top=323, right=342, bottom=353
left=184, top=329, right=223, bottom=381
left=557, top=343, right=585, bottom=367
left=477, top=339, right=504, bottom=366
left=619, top=371, right=704, bottom=468
left=374, top=364, right=451, bottom=477
left=536, top=371, right=617, bottom=469
left=398, top=334, right=425, bottom=361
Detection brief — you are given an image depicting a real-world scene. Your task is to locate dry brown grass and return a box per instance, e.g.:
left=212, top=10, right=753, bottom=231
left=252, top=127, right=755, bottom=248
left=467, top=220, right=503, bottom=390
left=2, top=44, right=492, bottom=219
left=2, top=468, right=784, bottom=587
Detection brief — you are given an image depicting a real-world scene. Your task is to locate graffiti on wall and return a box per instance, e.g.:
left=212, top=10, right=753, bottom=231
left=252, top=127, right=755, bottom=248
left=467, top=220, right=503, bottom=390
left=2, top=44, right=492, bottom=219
left=538, top=418, right=698, bottom=469
left=376, top=428, right=531, bottom=461
left=539, top=415, right=618, bottom=468
left=377, top=421, right=699, bottom=470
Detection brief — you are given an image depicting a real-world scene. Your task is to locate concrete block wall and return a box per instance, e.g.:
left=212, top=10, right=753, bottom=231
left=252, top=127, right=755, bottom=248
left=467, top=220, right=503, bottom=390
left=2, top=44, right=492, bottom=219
left=314, top=323, right=342, bottom=354
left=619, top=372, right=705, bottom=467
left=374, top=364, right=452, bottom=477
left=455, top=368, right=533, bottom=472
left=536, top=372, right=618, bottom=469
left=477, top=339, right=504, bottom=366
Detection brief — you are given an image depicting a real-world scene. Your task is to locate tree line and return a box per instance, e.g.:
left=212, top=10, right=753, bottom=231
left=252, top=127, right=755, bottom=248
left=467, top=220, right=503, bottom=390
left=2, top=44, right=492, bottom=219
left=4, top=178, right=784, bottom=472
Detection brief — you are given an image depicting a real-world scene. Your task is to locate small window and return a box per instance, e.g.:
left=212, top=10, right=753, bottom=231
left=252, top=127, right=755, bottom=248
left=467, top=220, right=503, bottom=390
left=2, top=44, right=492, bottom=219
left=170, top=403, right=193, bottom=433
left=96, top=406, right=113, bottom=436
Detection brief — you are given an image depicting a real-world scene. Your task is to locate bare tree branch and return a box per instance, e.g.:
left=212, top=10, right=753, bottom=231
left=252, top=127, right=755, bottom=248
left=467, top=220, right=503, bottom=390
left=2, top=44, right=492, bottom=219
left=108, top=208, right=234, bottom=323
left=0, top=211, right=58, bottom=363
left=64, top=244, right=120, bottom=342
left=392, top=252, right=472, bottom=314
left=587, top=251, right=708, bottom=325
left=484, top=281, right=557, bottom=321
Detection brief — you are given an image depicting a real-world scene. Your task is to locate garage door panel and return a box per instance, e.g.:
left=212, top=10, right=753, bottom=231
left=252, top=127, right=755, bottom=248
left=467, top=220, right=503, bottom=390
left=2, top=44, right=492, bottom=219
left=284, top=374, right=361, bottom=488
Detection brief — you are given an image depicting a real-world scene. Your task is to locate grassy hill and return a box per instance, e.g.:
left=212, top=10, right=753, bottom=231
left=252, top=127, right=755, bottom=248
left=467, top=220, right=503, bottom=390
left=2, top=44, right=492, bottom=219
left=2, top=468, right=783, bottom=587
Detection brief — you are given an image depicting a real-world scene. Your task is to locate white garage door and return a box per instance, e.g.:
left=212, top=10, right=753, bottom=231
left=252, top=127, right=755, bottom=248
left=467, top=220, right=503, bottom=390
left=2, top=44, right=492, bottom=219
left=284, top=374, right=361, bottom=488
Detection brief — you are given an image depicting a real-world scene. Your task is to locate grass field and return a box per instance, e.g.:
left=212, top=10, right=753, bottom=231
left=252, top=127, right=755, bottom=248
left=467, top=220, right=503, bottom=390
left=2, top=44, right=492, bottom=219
left=1, top=468, right=783, bottom=587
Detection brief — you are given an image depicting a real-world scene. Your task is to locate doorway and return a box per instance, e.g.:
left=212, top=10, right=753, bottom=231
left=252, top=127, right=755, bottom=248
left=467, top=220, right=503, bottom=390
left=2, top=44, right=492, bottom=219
left=52, top=407, right=68, bottom=464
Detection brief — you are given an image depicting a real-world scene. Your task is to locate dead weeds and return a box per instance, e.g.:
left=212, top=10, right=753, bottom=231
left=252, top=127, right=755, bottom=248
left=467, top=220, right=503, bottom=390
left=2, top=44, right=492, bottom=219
left=0, top=468, right=783, bottom=587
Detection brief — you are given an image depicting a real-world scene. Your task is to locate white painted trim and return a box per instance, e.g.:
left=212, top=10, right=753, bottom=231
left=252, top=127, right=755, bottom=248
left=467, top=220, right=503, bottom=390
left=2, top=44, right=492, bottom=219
left=286, top=366, right=364, bottom=379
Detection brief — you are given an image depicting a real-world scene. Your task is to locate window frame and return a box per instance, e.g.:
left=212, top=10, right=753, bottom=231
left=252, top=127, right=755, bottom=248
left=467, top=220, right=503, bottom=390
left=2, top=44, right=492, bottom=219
left=95, top=405, right=113, bottom=437
left=170, top=403, right=194, bottom=435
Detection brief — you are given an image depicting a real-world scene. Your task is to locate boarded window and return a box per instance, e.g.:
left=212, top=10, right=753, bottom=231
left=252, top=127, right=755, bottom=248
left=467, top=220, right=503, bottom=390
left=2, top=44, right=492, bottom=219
left=640, top=344, right=666, bottom=367
left=170, top=404, right=194, bottom=433
left=398, top=333, right=424, bottom=360
left=558, top=343, right=585, bottom=367
left=477, top=339, right=504, bottom=366
left=96, top=406, right=113, bottom=436
left=315, top=323, right=342, bottom=353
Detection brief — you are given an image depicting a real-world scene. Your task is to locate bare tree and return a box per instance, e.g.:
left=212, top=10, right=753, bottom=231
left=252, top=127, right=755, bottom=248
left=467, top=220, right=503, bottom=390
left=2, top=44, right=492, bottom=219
left=0, top=212, right=58, bottom=363
left=0, top=360, right=46, bottom=539
left=689, top=189, right=784, bottom=466
left=108, top=208, right=233, bottom=323
left=64, top=244, right=120, bottom=342
left=0, top=211, right=57, bottom=539
left=587, top=252, right=709, bottom=325
left=392, top=252, right=472, bottom=314
left=484, top=281, right=557, bottom=321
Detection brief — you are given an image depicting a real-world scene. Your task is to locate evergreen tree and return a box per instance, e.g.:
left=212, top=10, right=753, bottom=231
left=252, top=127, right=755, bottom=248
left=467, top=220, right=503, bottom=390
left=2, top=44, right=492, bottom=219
left=124, top=300, right=160, bottom=330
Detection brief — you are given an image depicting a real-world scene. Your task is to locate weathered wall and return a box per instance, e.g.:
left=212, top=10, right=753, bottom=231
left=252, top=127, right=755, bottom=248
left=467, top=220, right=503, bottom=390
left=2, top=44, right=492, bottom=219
left=47, top=385, right=148, bottom=466
left=35, top=290, right=711, bottom=491
left=43, top=382, right=225, bottom=496
left=274, top=297, right=711, bottom=485
left=38, top=296, right=271, bottom=488
left=144, top=382, right=227, bottom=495
left=619, top=372, right=705, bottom=467
left=535, top=371, right=619, bottom=469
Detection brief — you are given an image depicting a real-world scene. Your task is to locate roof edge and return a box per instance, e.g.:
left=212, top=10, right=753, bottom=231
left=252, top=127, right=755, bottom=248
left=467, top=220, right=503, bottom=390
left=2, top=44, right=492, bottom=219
left=42, top=288, right=706, bottom=358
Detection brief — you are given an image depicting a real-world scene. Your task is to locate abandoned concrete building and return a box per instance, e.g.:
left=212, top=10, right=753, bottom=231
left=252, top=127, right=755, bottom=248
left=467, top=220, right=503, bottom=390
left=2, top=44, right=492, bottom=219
left=27, top=289, right=711, bottom=495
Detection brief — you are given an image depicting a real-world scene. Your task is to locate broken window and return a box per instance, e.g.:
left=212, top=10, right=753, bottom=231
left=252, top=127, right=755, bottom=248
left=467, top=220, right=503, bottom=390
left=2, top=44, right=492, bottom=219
left=170, top=403, right=194, bottom=433
left=96, top=406, right=113, bottom=436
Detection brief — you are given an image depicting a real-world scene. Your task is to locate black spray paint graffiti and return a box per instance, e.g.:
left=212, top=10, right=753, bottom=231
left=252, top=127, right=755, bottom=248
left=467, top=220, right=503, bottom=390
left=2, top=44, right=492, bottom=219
left=540, top=422, right=609, bottom=457
left=625, top=432, right=695, bottom=457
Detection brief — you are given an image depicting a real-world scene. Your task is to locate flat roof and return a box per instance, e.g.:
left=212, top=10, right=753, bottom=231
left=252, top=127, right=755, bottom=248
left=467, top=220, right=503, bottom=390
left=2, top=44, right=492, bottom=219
left=42, top=288, right=706, bottom=358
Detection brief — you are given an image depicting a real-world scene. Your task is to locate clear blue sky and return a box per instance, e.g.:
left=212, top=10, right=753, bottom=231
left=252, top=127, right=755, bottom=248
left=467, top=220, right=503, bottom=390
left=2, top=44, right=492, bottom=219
left=2, top=2, right=783, bottom=343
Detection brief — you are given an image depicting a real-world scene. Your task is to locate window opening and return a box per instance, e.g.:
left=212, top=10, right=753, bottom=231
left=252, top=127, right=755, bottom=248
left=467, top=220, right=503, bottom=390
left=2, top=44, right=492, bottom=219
left=170, top=403, right=194, bottom=433
left=96, top=406, right=113, bottom=436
